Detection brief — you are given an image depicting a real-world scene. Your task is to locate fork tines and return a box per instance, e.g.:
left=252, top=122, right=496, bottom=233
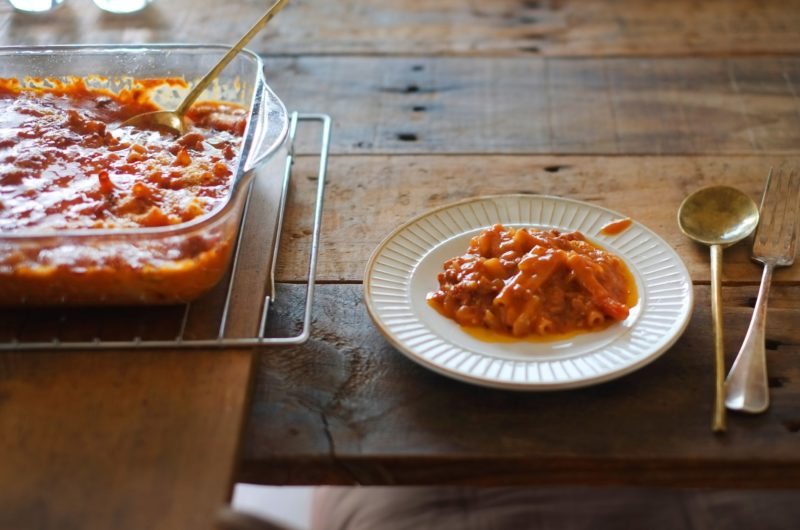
left=753, top=168, right=800, bottom=266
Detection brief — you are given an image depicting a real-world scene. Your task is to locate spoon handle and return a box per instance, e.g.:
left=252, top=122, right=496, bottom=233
left=724, top=261, right=773, bottom=413
left=710, top=244, right=726, bottom=433
left=176, top=0, right=291, bottom=117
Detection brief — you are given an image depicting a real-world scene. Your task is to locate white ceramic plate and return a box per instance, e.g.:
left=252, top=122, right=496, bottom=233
left=364, top=195, right=693, bottom=390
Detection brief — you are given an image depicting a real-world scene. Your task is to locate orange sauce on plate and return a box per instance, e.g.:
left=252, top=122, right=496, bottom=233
left=599, top=217, right=633, bottom=236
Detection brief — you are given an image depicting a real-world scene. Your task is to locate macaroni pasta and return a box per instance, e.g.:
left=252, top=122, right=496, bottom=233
left=427, top=224, right=636, bottom=338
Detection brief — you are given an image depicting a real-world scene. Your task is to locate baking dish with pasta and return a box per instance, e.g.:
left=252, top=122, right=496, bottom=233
left=0, top=45, right=289, bottom=305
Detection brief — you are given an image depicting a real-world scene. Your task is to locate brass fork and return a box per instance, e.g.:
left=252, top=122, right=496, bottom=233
left=725, top=168, right=800, bottom=413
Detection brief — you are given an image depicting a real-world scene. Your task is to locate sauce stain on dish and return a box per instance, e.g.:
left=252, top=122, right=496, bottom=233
left=600, top=217, right=633, bottom=236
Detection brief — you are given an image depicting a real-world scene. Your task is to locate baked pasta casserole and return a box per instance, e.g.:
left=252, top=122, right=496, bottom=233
left=427, top=224, right=637, bottom=338
left=0, top=78, right=247, bottom=304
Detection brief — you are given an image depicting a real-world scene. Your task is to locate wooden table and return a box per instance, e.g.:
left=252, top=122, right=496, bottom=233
left=2, top=1, right=800, bottom=529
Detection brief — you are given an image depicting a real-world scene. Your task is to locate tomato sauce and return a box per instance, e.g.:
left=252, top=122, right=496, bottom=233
left=427, top=224, right=637, bottom=339
left=599, top=217, right=633, bottom=236
left=0, top=78, right=245, bottom=232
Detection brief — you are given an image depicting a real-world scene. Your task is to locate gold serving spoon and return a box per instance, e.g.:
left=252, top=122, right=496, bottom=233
left=678, top=186, right=759, bottom=433
left=120, top=0, right=290, bottom=135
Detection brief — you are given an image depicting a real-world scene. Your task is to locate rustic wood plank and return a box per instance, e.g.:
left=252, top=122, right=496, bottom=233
left=276, top=155, right=800, bottom=284
left=262, top=56, right=800, bottom=155
left=238, top=283, right=800, bottom=487
left=0, top=349, right=254, bottom=530
left=0, top=0, right=798, bottom=521
left=3, top=0, right=800, bottom=57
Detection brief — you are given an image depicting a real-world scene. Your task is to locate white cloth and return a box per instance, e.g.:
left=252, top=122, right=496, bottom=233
left=312, top=486, right=800, bottom=530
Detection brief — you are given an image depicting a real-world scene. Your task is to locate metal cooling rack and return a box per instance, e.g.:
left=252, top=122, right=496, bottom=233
left=1, top=112, right=330, bottom=351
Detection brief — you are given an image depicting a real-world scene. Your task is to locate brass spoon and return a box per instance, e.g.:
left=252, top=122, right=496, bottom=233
left=678, top=186, right=759, bottom=433
left=119, top=0, right=290, bottom=135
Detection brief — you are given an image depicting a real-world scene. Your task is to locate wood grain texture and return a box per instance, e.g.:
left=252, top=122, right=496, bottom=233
left=0, top=349, right=254, bottom=530
left=239, top=283, right=800, bottom=487
left=262, top=56, right=800, bottom=155
left=276, top=155, right=800, bottom=284
left=0, top=0, right=798, bottom=521
left=3, top=0, right=800, bottom=57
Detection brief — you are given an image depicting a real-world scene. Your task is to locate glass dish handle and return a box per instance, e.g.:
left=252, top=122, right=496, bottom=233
left=244, top=87, right=291, bottom=174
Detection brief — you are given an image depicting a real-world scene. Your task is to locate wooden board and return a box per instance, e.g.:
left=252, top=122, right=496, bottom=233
left=275, top=155, right=800, bottom=284
left=0, top=349, right=254, bottom=530
left=3, top=0, right=800, bottom=57
left=1, top=0, right=799, bottom=523
left=262, top=56, right=800, bottom=155
left=238, top=283, right=800, bottom=487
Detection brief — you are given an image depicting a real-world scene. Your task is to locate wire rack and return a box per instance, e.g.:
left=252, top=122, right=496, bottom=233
left=0, top=112, right=331, bottom=351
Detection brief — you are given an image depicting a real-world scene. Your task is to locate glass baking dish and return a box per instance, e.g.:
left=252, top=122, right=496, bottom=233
left=0, top=44, right=289, bottom=305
